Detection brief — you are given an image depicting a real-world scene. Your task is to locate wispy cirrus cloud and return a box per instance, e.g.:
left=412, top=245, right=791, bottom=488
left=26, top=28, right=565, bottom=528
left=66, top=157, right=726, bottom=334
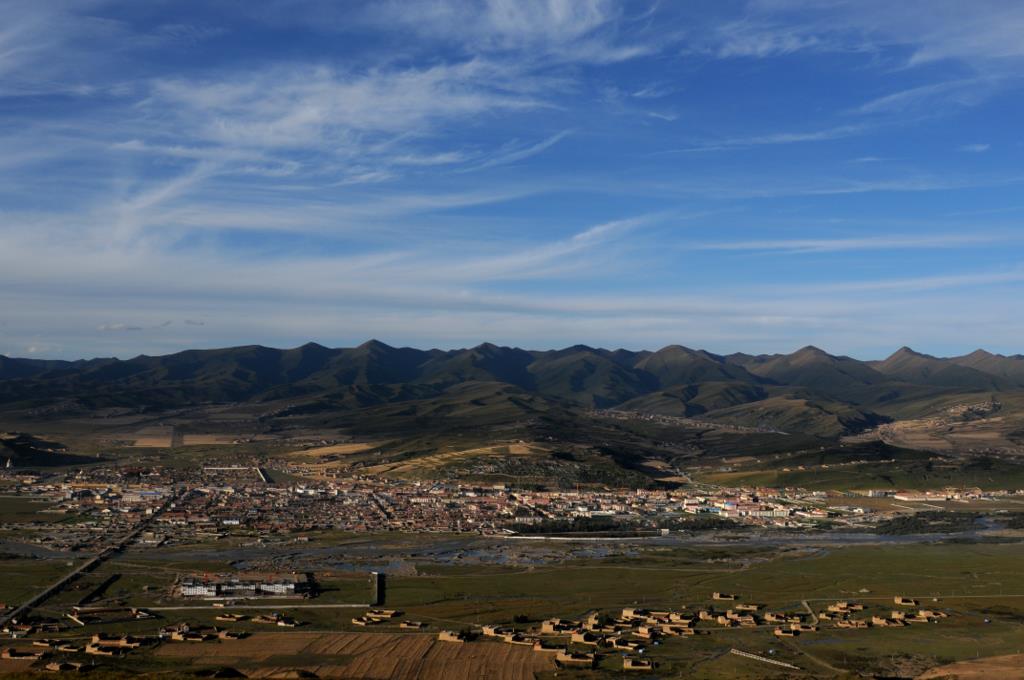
left=147, top=60, right=545, bottom=149
left=788, top=268, right=1024, bottom=294
left=0, top=0, right=113, bottom=86
left=685, top=17, right=826, bottom=59
left=659, top=123, right=869, bottom=153
left=0, top=0, right=227, bottom=96
left=2, top=1, right=1023, bottom=360
left=457, top=129, right=573, bottom=172
left=362, top=0, right=658, bottom=64
left=690, top=233, right=1010, bottom=254
left=436, top=214, right=652, bottom=280
left=745, top=0, right=1024, bottom=68
left=857, top=78, right=1002, bottom=115
left=129, top=58, right=577, bottom=187
left=97, top=323, right=143, bottom=332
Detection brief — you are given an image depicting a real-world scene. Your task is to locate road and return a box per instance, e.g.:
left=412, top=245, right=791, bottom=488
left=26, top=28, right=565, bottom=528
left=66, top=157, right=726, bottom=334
left=149, top=603, right=369, bottom=611
left=0, top=490, right=183, bottom=627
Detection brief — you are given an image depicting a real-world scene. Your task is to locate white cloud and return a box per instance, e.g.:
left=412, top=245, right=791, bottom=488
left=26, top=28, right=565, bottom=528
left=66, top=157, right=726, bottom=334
left=458, top=130, right=572, bottom=172
left=434, top=215, right=650, bottom=280
left=148, top=60, right=543, bottom=151
left=959, top=143, right=991, bottom=153
left=646, top=111, right=678, bottom=122
left=748, top=0, right=1024, bottom=67
left=123, top=57, right=581, bottom=188
left=0, top=1, right=225, bottom=97
left=691, top=233, right=1009, bottom=254
left=0, top=1, right=105, bottom=83
left=660, top=124, right=868, bottom=153
left=857, top=79, right=998, bottom=115
left=650, top=173, right=1024, bottom=200
left=98, top=323, right=143, bottom=332
left=390, top=151, right=472, bottom=166
left=2, top=1, right=1023, bottom=361
left=792, top=269, right=1024, bottom=294
left=631, top=84, right=674, bottom=99
left=696, top=18, right=824, bottom=59
left=364, top=0, right=655, bottom=64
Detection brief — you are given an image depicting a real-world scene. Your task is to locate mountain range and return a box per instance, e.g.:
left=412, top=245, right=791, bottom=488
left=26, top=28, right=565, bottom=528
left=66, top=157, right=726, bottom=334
left=2, top=341, right=1023, bottom=438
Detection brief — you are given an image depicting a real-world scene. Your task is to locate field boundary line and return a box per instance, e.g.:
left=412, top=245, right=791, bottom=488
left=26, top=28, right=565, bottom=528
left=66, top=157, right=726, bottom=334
left=730, top=648, right=801, bottom=670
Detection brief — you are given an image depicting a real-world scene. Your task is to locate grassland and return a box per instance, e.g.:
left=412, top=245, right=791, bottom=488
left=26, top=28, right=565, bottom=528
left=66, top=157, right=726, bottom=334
left=918, top=653, right=1024, bottom=679
left=14, top=539, right=1016, bottom=678
left=0, top=496, right=60, bottom=522
left=0, top=557, right=79, bottom=605
left=694, top=453, right=1024, bottom=491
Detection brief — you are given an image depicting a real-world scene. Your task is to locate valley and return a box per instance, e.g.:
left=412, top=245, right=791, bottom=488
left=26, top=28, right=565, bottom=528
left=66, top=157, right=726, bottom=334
left=4, top=341, right=1024, bottom=679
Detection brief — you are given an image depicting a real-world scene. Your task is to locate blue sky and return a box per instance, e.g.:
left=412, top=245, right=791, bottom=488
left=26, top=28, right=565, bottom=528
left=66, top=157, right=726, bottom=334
left=1, top=0, right=1023, bottom=360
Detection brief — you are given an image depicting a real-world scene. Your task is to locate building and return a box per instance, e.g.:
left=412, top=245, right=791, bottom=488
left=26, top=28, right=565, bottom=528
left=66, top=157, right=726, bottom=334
left=178, top=573, right=311, bottom=599
left=370, top=571, right=385, bottom=606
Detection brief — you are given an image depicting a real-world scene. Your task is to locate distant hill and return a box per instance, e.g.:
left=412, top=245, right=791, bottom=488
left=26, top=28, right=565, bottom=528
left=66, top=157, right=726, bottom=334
left=696, top=394, right=888, bottom=437
left=0, top=433, right=100, bottom=467
left=729, top=345, right=888, bottom=395
left=950, top=349, right=1024, bottom=385
left=617, top=381, right=769, bottom=417
left=869, top=347, right=1009, bottom=389
left=1, top=341, right=1023, bottom=437
left=634, top=346, right=761, bottom=387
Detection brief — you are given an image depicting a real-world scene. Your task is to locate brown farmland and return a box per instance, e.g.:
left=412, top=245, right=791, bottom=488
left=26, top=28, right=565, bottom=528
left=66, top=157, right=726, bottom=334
left=155, top=631, right=555, bottom=680
left=917, top=653, right=1024, bottom=679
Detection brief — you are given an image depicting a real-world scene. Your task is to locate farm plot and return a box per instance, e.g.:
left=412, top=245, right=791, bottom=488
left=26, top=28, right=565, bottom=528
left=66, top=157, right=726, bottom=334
left=362, top=444, right=542, bottom=477
left=0, top=658, right=37, bottom=675
left=182, top=434, right=245, bottom=445
left=155, top=632, right=555, bottom=680
left=126, top=427, right=173, bottom=447
left=286, top=442, right=385, bottom=458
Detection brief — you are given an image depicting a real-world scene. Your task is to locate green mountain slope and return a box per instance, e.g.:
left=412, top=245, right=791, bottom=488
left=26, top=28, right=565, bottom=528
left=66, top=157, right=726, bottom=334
left=733, top=345, right=888, bottom=394
left=634, top=345, right=762, bottom=388
left=950, top=349, right=1024, bottom=386
left=869, top=347, right=1007, bottom=389
left=616, top=381, right=769, bottom=416
left=2, top=341, right=1024, bottom=439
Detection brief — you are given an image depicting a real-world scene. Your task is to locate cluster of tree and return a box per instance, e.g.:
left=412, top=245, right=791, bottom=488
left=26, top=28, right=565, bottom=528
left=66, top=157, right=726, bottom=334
left=873, top=511, right=981, bottom=535
left=657, top=515, right=742, bottom=531
left=509, top=516, right=625, bottom=534
left=999, top=513, right=1024, bottom=530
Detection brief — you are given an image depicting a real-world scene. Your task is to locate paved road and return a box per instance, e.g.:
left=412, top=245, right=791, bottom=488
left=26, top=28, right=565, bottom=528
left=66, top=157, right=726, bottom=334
left=803, top=594, right=1024, bottom=602
left=150, top=603, right=369, bottom=611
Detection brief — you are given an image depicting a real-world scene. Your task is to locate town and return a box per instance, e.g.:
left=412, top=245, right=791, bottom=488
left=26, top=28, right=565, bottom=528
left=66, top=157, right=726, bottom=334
left=3, top=460, right=1020, bottom=549
left=3, top=443, right=1023, bottom=678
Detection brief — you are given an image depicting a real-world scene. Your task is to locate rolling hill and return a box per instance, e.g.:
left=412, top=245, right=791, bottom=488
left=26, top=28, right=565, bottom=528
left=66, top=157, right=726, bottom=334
left=1, top=341, right=1023, bottom=441
left=728, top=345, right=888, bottom=395
left=950, top=349, right=1024, bottom=385
left=869, top=347, right=1008, bottom=389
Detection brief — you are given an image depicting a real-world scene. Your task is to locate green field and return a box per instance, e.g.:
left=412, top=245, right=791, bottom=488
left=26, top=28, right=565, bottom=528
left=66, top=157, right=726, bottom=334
left=696, top=455, right=1024, bottom=491
left=7, top=538, right=1016, bottom=678
left=0, top=557, right=79, bottom=605
left=0, top=495, right=61, bottom=522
